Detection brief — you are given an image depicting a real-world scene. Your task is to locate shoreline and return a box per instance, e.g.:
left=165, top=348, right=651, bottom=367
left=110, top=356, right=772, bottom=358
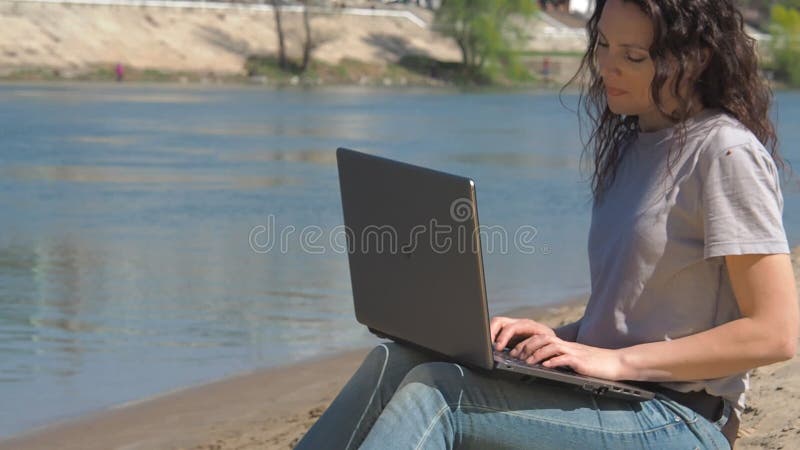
left=0, top=347, right=377, bottom=450
left=0, top=78, right=580, bottom=94
left=0, top=63, right=564, bottom=89
left=0, top=75, right=793, bottom=94
left=0, top=293, right=590, bottom=449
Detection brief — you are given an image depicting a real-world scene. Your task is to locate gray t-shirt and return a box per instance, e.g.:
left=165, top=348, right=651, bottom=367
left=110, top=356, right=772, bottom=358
left=577, top=107, right=791, bottom=419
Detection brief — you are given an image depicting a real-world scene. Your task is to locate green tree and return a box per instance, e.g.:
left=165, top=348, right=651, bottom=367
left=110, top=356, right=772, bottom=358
left=769, top=4, right=800, bottom=86
left=780, top=0, right=800, bottom=10
left=434, top=0, right=536, bottom=81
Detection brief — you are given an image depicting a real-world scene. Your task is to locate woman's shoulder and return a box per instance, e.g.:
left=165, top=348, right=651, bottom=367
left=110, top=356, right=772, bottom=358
left=695, top=109, right=767, bottom=159
left=693, top=110, right=781, bottom=188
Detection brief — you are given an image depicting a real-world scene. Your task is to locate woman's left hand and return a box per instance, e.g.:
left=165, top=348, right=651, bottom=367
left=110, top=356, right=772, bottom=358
left=509, top=334, right=632, bottom=381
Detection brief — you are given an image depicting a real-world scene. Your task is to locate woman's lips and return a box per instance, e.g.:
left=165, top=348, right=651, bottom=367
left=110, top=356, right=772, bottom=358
left=606, top=87, right=627, bottom=96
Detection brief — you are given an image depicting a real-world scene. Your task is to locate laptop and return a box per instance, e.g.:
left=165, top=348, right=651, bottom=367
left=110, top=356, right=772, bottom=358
left=335, top=147, right=654, bottom=402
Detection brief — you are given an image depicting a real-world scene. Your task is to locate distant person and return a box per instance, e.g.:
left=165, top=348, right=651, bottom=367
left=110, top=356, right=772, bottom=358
left=296, top=1, right=798, bottom=449
left=115, top=63, right=125, bottom=82
left=542, top=56, right=551, bottom=80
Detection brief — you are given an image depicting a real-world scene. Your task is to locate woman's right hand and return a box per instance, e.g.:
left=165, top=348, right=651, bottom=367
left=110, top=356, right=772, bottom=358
left=490, top=316, right=556, bottom=352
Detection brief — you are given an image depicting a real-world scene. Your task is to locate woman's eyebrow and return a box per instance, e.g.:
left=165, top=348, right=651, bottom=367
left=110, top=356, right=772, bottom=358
left=597, top=28, right=649, bottom=51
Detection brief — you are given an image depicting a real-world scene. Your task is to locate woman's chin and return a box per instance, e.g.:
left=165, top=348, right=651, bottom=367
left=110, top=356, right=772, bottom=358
left=605, top=99, right=625, bottom=115
left=605, top=101, right=638, bottom=118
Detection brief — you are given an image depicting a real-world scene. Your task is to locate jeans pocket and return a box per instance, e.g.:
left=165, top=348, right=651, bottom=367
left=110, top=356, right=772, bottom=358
left=658, top=394, right=731, bottom=450
left=653, top=393, right=700, bottom=425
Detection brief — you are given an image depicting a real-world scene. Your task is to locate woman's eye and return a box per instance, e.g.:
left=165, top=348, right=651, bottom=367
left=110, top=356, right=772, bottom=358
left=626, top=55, right=646, bottom=63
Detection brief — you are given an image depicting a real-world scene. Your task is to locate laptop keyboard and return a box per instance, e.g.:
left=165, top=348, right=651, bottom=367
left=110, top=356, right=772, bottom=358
left=492, top=349, right=655, bottom=400
left=494, top=348, right=541, bottom=366
left=493, top=348, right=578, bottom=374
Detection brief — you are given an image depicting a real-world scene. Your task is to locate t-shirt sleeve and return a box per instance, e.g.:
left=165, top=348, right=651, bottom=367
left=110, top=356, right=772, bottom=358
left=701, top=142, right=790, bottom=260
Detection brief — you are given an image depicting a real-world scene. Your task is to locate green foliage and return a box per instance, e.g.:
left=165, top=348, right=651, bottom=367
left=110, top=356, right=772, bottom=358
left=778, top=1, right=800, bottom=10
left=769, top=5, right=800, bottom=86
left=434, top=0, right=536, bottom=83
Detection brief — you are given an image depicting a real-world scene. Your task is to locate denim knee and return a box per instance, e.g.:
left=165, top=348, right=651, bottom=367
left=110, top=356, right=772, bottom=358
left=397, top=362, right=466, bottom=404
left=364, top=343, right=390, bottom=364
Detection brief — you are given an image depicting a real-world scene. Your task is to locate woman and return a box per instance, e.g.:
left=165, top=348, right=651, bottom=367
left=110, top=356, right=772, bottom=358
left=296, top=0, right=798, bottom=448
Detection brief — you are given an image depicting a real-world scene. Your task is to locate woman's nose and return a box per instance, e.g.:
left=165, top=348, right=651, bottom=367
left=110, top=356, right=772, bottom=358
left=597, top=52, right=621, bottom=79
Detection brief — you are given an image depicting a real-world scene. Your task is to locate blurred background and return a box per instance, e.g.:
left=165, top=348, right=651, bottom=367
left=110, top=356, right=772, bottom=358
left=0, top=0, right=799, bottom=439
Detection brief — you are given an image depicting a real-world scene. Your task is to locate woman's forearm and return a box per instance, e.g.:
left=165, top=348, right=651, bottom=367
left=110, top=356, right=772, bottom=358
left=617, top=316, right=797, bottom=382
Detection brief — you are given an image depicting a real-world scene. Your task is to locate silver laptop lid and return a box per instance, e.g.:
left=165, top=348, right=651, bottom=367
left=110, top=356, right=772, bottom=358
left=336, top=147, right=494, bottom=370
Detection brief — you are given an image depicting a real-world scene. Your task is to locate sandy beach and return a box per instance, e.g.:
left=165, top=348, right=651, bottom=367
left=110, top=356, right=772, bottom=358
left=1, top=246, right=798, bottom=450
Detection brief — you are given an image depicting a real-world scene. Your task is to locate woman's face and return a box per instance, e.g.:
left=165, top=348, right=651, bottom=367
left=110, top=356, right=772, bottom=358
left=595, top=0, right=694, bottom=130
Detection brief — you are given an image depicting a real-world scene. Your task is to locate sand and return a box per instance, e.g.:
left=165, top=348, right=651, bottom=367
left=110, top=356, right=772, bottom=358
left=1, top=246, right=798, bottom=450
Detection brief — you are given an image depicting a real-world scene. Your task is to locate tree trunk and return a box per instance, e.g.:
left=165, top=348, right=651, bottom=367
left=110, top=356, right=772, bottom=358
left=457, top=39, right=469, bottom=68
left=300, top=0, right=312, bottom=72
left=271, top=0, right=288, bottom=70
left=455, top=24, right=470, bottom=70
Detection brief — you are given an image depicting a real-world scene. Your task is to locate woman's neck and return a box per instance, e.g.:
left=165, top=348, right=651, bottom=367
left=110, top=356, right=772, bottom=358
left=637, top=101, right=706, bottom=132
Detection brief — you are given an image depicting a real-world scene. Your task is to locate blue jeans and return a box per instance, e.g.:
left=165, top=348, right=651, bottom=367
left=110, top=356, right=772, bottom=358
left=295, top=342, right=732, bottom=449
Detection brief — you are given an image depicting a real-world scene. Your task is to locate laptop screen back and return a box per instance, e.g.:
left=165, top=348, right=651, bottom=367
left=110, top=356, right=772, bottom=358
left=336, top=148, right=494, bottom=370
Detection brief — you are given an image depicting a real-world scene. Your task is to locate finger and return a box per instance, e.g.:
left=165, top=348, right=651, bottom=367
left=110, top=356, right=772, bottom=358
left=489, top=316, right=509, bottom=345
left=527, top=320, right=556, bottom=337
left=542, top=354, right=574, bottom=370
left=494, top=323, right=520, bottom=351
left=512, top=334, right=554, bottom=359
left=510, top=334, right=543, bottom=358
left=513, top=334, right=557, bottom=359
left=494, top=326, right=515, bottom=351
left=525, top=343, right=563, bottom=365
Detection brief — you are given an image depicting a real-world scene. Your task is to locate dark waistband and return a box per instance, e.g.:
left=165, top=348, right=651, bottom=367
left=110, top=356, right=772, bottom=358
left=634, top=382, right=739, bottom=447
left=643, top=384, right=724, bottom=422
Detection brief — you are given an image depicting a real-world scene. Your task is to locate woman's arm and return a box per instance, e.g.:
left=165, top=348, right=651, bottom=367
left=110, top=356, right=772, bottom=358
left=617, top=253, right=798, bottom=381
left=509, top=253, right=798, bottom=382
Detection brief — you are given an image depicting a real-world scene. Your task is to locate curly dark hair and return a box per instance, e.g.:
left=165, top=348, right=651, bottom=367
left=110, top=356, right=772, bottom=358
left=562, top=0, right=791, bottom=204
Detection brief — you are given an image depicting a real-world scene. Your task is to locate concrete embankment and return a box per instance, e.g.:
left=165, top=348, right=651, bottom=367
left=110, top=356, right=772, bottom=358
left=0, top=0, right=586, bottom=83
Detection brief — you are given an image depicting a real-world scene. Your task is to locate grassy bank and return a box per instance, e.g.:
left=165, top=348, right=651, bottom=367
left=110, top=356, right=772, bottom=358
left=0, top=54, right=571, bottom=88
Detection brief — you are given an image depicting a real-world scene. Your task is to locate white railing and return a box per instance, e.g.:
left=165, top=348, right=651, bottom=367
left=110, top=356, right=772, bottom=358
left=537, top=12, right=588, bottom=39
